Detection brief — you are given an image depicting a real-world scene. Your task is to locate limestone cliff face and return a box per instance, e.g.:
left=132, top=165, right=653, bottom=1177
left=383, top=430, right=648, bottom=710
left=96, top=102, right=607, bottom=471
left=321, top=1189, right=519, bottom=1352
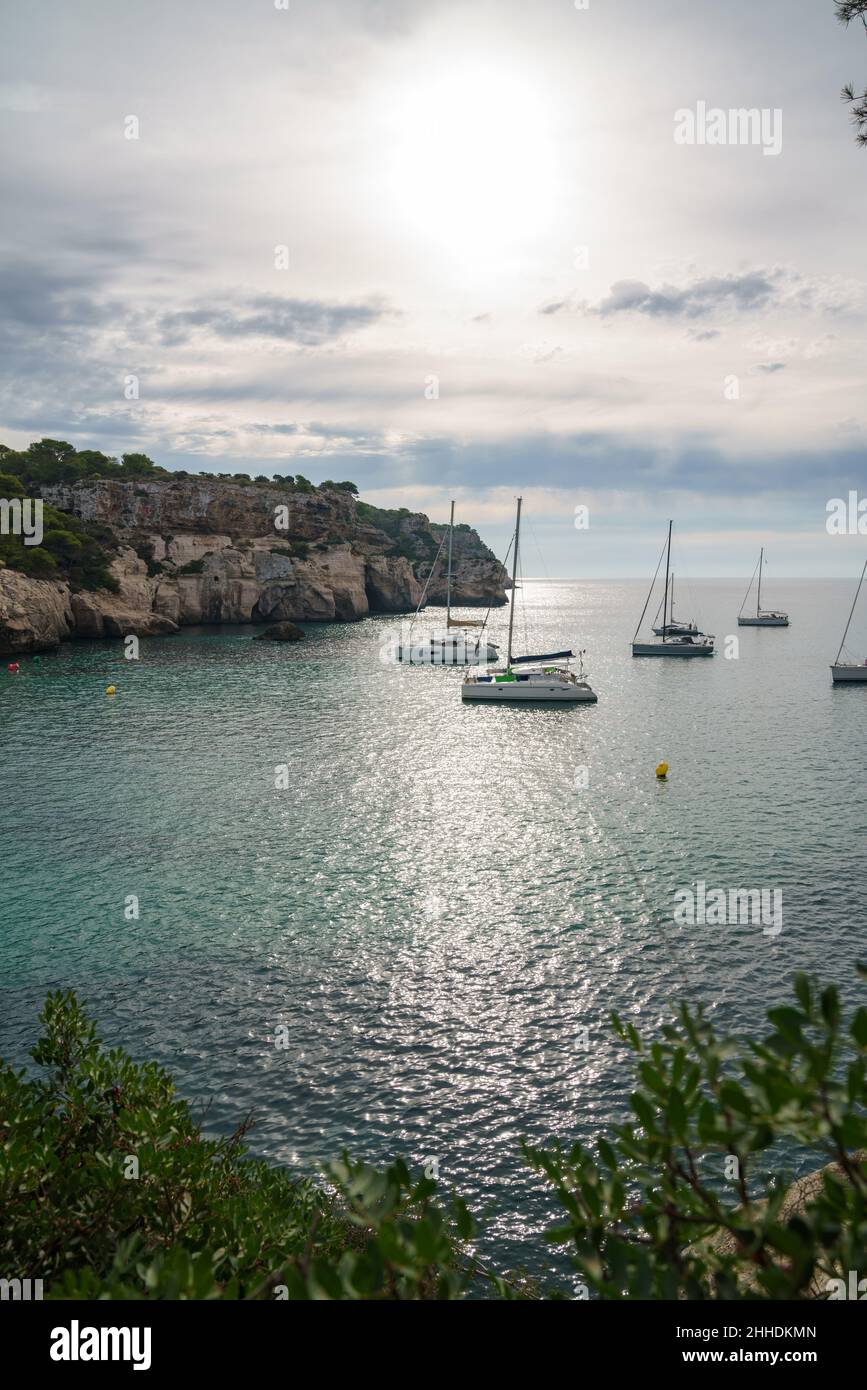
left=421, top=526, right=510, bottom=609
left=0, top=478, right=507, bottom=653
left=43, top=477, right=354, bottom=540
left=0, top=570, right=75, bottom=653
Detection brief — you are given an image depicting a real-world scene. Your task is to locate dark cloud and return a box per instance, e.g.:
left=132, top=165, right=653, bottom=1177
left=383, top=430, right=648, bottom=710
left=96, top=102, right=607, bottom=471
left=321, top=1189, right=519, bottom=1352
left=157, top=295, right=388, bottom=347
left=251, top=420, right=385, bottom=445
left=0, top=260, right=117, bottom=328
left=293, top=431, right=867, bottom=501
left=755, top=361, right=787, bottom=373
left=591, top=272, right=782, bottom=320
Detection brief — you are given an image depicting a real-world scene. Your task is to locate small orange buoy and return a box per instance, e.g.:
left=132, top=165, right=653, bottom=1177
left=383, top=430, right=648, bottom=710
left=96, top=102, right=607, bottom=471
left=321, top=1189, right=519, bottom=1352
left=656, top=761, right=669, bottom=780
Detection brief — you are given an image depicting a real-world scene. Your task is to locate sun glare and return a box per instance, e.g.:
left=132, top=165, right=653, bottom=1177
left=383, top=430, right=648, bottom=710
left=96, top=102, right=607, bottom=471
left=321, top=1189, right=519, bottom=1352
left=386, top=61, right=558, bottom=262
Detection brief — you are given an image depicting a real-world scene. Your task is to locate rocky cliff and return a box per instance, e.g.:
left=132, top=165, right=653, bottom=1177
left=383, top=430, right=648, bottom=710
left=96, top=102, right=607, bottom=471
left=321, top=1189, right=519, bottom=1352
left=0, top=478, right=507, bottom=654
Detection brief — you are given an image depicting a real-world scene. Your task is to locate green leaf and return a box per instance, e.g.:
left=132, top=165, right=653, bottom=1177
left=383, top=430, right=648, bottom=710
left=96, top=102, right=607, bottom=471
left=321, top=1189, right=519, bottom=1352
left=630, top=1092, right=657, bottom=1130
left=851, top=1007, right=867, bottom=1048
left=820, top=986, right=841, bottom=1029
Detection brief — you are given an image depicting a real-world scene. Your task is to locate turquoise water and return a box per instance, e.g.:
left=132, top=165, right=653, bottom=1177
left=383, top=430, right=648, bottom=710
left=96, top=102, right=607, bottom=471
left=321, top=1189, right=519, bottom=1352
left=2, top=578, right=866, bottom=1275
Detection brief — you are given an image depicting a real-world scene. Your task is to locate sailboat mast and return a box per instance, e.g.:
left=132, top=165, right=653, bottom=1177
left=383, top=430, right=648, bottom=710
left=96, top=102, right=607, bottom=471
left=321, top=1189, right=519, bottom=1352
left=506, top=497, right=522, bottom=669
left=757, top=547, right=763, bottom=616
left=446, top=499, right=454, bottom=625
left=662, top=520, right=672, bottom=637
left=835, top=558, right=867, bottom=664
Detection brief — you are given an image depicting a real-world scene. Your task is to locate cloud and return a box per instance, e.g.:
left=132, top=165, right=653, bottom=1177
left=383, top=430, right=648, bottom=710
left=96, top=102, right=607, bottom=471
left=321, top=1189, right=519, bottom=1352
left=0, top=0, right=864, bottom=559
left=250, top=420, right=385, bottom=446
left=0, top=261, right=117, bottom=329
left=587, top=269, right=863, bottom=324
left=804, top=335, right=837, bottom=359
left=748, top=336, right=799, bottom=357
left=539, top=299, right=571, bottom=316
left=157, top=294, right=389, bottom=347
left=319, top=430, right=867, bottom=499
left=0, top=81, right=51, bottom=112
left=591, top=271, right=782, bottom=320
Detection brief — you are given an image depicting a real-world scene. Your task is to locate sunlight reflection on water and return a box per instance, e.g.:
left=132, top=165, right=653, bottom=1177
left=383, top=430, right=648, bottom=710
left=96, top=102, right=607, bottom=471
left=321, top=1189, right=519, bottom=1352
left=2, top=580, right=866, bottom=1277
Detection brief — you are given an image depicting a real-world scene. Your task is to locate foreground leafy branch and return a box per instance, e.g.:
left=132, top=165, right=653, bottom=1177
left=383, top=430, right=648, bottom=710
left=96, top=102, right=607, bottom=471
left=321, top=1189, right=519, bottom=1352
left=0, top=992, right=478, bottom=1299
left=836, top=0, right=867, bottom=145
left=523, top=969, right=867, bottom=1299
left=1, top=973, right=865, bottom=1299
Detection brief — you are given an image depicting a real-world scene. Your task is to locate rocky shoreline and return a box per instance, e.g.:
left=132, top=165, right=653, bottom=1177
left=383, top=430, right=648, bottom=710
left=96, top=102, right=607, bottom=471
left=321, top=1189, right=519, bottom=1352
left=0, top=477, right=508, bottom=655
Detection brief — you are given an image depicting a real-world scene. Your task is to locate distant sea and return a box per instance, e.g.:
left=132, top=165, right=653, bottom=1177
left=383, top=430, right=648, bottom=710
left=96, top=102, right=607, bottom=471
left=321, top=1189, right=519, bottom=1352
left=2, top=578, right=866, bottom=1279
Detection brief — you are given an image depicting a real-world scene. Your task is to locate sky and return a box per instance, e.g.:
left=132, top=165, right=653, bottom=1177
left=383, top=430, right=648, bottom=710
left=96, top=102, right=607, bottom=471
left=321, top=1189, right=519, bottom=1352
left=1, top=0, right=866, bottom=575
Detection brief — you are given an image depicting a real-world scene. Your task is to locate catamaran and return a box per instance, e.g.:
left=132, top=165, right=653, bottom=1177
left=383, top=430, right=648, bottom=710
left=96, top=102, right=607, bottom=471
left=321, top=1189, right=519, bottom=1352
left=831, top=558, right=867, bottom=683
left=461, top=498, right=598, bottom=702
left=737, top=547, right=789, bottom=627
left=652, top=574, right=699, bottom=637
left=396, top=500, right=498, bottom=663
left=632, top=521, right=714, bottom=657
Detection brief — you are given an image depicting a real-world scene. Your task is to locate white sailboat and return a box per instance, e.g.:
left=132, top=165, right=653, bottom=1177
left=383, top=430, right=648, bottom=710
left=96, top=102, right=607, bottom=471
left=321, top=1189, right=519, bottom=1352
left=461, top=498, right=598, bottom=703
left=737, top=547, right=789, bottom=627
left=831, top=559, right=867, bottom=683
left=632, top=521, right=714, bottom=657
left=396, top=500, right=498, bottom=664
left=652, top=574, right=699, bottom=637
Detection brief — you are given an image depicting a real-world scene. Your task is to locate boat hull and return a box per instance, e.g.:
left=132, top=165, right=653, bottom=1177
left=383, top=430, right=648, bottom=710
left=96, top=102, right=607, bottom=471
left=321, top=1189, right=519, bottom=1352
left=462, top=680, right=597, bottom=702
left=632, top=641, right=714, bottom=657
left=738, top=616, right=789, bottom=627
left=831, top=663, right=867, bottom=683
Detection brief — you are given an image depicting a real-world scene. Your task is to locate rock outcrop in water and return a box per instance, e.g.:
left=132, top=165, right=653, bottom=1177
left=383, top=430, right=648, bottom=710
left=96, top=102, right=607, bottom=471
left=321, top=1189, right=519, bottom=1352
left=0, top=477, right=507, bottom=654
left=253, top=621, right=305, bottom=642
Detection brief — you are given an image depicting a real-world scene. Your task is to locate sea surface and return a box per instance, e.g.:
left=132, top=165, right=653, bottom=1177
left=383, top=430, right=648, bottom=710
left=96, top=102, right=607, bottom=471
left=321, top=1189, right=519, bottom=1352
left=2, top=577, right=866, bottom=1282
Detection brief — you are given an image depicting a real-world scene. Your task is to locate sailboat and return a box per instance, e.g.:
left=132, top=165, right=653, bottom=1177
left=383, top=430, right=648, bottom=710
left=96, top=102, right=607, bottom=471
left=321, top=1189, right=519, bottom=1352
left=396, top=500, right=498, bottom=663
left=461, top=498, right=598, bottom=702
left=652, top=574, right=699, bottom=637
left=830, top=559, right=867, bottom=683
left=632, top=521, right=714, bottom=657
left=737, top=548, right=789, bottom=627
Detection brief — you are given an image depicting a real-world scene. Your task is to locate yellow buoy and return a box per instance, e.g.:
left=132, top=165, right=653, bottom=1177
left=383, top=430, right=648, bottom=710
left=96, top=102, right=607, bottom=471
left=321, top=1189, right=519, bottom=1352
left=106, top=685, right=117, bottom=695
left=656, top=761, right=668, bottom=779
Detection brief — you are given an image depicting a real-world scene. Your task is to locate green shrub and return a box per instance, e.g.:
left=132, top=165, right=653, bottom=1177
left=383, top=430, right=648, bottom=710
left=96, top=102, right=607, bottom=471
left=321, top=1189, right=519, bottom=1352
left=178, top=558, right=205, bottom=575
left=319, top=480, right=359, bottom=495
left=0, top=471, right=25, bottom=497
left=0, top=439, right=167, bottom=488
left=389, top=540, right=418, bottom=563
left=0, top=500, right=118, bottom=591
left=0, top=546, right=59, bottom=579
left=1, top=969, right=865, bottom=1298
left=131, top=540, right=165, bottom=577
left=269, top=539, right=310, bottom=559
left=0, top=993, right=481, bottom=1300
left=524, top=967, right=867, bottom=1299
left=355, top=502, right=413, bottom=538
